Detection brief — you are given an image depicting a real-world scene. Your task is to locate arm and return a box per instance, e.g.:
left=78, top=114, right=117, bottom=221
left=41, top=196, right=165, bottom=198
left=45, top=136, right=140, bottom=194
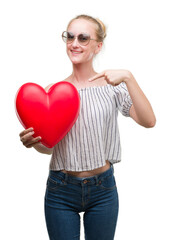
left=19, top=128, right=54, bottom=155
left=88, top=69, right=156, bottom=128
left=33, top=142, right=54, bottom=155
left=124, top=72, right=156, bottom=128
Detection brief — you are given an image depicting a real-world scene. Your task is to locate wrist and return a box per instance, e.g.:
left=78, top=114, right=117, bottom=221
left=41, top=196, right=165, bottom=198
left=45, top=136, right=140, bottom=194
left=123, top=70, right=135, bottom=84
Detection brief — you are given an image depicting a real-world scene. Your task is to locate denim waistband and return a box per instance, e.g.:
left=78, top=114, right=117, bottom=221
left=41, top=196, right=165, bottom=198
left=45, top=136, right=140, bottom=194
left=49, top=163, right=114, bottom=186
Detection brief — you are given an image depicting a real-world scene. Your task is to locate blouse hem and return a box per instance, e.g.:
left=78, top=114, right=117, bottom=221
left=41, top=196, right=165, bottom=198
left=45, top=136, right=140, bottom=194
left=49, top=159, right=121, bottom=172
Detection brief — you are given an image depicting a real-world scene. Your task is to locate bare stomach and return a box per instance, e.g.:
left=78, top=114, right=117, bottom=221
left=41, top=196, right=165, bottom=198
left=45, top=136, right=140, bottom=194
left=61, top=160, right=111, bottom=178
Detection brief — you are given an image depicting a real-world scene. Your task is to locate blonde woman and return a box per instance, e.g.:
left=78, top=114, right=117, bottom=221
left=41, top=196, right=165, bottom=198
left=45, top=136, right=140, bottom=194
left=19, top=14, right=156, bottom=240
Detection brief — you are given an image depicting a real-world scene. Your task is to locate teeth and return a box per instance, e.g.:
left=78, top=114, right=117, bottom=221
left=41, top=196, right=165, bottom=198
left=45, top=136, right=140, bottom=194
left=72, top=51, right=82, bottom=53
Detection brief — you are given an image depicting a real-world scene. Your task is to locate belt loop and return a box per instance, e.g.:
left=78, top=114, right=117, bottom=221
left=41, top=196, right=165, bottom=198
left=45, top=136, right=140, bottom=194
left=112, top=165, right=114, bottom=174
left=64, top=172, right=68, bottom=183
left=94, top=175, right=99, bottom=186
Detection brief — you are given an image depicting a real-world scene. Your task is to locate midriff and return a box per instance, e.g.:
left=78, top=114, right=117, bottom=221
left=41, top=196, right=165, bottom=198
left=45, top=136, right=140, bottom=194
left=61, top=160, right=111, bottom=177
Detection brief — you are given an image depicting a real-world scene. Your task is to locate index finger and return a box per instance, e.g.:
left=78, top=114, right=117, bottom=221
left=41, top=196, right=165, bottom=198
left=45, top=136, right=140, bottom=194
left=19, top=127, right=34, bottom=137
left=88, top=71, right=105, bottom=82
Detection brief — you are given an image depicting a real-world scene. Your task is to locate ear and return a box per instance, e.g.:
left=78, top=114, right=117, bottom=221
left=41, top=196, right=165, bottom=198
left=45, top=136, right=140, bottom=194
left=94, top=42, right=103, bottom=54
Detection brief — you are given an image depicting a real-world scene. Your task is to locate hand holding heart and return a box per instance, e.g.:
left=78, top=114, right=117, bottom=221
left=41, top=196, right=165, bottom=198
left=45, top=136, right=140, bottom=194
left=88, top=69, right=131, bottom=86
left=19, top=127, right=42, bottom=148
left=15, top=81, right=80, bottom=148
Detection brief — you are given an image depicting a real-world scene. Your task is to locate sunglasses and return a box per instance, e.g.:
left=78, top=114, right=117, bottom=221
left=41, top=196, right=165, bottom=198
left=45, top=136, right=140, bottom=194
left=62, top=31, right=97, bottom=46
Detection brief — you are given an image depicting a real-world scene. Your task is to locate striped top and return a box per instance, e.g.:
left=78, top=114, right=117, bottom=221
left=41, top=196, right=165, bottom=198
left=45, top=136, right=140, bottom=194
left=49, top=82, right=133, bottom=171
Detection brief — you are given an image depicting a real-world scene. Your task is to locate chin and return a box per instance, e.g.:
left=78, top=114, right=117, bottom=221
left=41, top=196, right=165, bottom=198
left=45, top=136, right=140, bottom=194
left=69, top=57, right=85, bottom=65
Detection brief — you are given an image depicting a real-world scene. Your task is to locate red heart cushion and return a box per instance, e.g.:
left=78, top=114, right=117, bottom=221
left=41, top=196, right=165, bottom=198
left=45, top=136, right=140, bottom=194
left=15, top=81, right=80, bottom=148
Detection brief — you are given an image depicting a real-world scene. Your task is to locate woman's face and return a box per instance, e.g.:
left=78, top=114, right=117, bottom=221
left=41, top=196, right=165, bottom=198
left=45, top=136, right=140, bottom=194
left=66, top=19, right=102, bottom=65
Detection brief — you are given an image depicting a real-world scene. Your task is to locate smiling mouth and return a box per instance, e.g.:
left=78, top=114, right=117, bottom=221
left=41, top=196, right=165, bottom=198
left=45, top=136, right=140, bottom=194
left=71, top=50, right=83, bottom=54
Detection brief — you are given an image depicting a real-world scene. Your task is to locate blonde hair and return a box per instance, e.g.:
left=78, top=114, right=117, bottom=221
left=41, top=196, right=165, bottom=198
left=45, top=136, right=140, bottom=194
left=67, top=14, right=107, bottom=42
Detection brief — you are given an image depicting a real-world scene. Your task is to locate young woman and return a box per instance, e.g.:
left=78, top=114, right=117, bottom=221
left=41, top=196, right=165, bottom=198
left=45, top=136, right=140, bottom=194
left=19, top=14, right=156, bottom=240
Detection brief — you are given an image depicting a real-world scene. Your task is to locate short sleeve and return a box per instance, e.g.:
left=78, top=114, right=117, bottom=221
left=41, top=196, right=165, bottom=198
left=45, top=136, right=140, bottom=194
left=111, top=82, right=133, bottom=117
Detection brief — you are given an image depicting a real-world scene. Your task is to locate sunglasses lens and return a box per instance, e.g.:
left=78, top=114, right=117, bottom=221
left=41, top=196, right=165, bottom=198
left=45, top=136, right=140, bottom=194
left=62, top=31, right=74, bottom=43
left=67, top=32, right=74, bottom=43
left=78, top=34, right=90, bottom=45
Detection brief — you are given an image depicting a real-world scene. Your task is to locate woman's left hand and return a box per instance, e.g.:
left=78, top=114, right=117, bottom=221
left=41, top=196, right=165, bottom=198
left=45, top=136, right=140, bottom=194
left=88, top=69, right=131, bottom=86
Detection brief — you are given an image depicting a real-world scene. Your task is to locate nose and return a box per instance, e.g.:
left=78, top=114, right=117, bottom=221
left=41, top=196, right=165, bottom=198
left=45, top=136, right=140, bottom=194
left=72, top=37, right=80, bottom=47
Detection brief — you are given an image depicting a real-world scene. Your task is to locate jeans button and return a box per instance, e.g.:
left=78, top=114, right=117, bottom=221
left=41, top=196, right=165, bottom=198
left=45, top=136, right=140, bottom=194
left=83, top=180, right=88, bottom=184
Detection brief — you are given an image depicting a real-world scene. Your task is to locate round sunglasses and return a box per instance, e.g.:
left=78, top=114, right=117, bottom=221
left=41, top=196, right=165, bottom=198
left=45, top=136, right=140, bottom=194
left=62, top=31, right=97, bottom=46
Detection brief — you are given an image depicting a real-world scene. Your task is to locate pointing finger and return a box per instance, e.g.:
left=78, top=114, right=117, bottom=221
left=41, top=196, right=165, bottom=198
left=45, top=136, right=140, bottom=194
left=88, top=71, right=105, bottom=82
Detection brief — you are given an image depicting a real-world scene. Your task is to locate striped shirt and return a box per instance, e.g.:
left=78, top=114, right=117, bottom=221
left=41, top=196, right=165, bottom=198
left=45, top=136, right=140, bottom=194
left=49, top=82, right=133, bottom=171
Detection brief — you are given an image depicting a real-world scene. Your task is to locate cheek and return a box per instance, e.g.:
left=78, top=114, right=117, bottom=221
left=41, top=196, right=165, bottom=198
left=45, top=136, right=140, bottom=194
left=84, top=45, right=96, bottom=60
left=66, top=48, right=69, bottom=57
left=66, top=45, right=70, bottom=54
left=66, top=46, right=73, bottom=59
left=86, top=51, right=95, bottom=60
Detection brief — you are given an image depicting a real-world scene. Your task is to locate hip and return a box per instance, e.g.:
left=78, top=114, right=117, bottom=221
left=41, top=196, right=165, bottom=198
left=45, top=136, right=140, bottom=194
left=45, top=163, right=119, bottom=232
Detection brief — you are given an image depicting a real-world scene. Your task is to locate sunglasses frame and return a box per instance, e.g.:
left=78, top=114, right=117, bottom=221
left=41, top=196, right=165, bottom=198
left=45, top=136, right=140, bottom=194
left=62, top=31, right=97, bottom=46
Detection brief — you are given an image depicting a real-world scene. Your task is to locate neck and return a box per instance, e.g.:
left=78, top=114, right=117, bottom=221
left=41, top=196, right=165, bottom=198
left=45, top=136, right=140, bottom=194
left=70, top=61, right=97, bottom=84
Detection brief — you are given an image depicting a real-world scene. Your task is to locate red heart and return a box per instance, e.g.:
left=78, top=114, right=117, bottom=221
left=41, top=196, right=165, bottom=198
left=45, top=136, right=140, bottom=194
left=15, top=81, right=80, bottom=148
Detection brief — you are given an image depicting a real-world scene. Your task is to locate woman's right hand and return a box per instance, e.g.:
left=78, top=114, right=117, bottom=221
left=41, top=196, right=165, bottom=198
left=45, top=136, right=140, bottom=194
left=19, top=127, right=42, bottom=148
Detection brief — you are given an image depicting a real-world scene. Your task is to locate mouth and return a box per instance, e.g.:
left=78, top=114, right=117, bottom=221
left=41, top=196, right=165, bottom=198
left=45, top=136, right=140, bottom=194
left=71, top=50, right=83, bottom=55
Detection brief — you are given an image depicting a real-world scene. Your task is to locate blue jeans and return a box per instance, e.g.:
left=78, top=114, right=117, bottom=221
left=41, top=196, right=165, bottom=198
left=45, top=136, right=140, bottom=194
left=44, top=164, right=119, bottom=240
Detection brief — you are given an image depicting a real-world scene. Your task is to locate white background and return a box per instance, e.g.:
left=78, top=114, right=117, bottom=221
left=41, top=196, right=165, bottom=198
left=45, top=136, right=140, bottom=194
left=0, top=0, right=170, bottom=239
